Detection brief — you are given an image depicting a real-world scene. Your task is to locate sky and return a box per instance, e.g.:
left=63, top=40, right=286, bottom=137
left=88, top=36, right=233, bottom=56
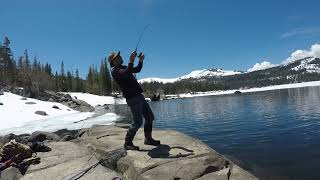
left=1, top=0, right=320, bottom=79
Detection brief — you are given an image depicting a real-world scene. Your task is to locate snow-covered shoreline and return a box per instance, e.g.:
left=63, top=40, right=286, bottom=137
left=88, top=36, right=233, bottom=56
left=0, top=92, right=120, bottom=135
left=178, top=80, right=320, bottom=98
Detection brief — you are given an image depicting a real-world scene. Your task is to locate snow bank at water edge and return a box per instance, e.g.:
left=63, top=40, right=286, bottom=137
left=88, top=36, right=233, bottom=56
left=0, top=92, right=121, bottom=135
left=65, top=92, right=126, bottom=106
left=178, top=80, right=320, bottom=98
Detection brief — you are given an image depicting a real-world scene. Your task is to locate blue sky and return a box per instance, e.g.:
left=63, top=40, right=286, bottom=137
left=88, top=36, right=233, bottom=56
left=1, top=0, right=320, bottom=79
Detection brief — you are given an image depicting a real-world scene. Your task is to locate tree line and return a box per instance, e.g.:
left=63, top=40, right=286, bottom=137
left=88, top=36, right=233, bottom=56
left=2, top=36, right=320, bottom=97
left=0, top=37, right=116, bottom=96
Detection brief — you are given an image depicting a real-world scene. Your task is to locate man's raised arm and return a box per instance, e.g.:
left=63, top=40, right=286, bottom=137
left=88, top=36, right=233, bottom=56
left=132, top=53, right=144, bottom=73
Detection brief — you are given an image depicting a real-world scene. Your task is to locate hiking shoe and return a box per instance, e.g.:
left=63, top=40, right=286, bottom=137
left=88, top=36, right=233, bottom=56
left=124, top=129, right=139, bottom=150
left=144, top=138, right=161, bottom=146
left=124, top=143, right=139, bottom=150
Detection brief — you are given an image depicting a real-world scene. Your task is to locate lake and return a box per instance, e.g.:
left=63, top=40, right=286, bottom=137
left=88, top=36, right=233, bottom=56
left=140, top=86, right=320, bottom=180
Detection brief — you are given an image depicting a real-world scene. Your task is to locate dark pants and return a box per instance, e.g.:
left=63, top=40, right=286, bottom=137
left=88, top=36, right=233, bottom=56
left=126, top=94, right=154, bottom=132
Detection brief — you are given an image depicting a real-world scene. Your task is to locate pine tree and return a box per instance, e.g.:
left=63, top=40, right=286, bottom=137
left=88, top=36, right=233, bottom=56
left=0, top=37, right=15, bottom=84
left=99, top=60, right=107, bottom=95
left=93, top=66, right=99, bottom=94
left=24, top=49, right=30, bottom=72
left=59, top=61, right=67, bottom=91
left=44, top=62, right=52, bottom=76
left=66, top=71, right=73, bottom=92
left=54, top=71, right=59, bottom=91
left=87, top=66, right=93, bottom=93
left=75, top=69, right=82, bottom=92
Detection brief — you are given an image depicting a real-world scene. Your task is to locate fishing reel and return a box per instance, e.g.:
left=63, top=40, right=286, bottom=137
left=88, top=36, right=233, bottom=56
left=133, top=49, right=143, bottom=58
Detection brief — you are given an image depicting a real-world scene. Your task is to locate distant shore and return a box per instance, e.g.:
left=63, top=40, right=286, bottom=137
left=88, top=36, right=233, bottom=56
left=176, top=80, right=320, bottom=98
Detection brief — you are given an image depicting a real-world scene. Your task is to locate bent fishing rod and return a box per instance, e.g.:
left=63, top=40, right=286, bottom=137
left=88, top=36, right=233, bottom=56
left=134, top=24, right=151, bottom=57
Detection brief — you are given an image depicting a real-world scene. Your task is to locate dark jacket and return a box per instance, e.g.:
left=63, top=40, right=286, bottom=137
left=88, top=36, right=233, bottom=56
left=111, top=62, right=143, bottom=99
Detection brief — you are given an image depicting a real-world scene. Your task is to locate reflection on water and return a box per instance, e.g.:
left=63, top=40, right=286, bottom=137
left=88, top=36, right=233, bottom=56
left=145, top=86, right=320, bottom=180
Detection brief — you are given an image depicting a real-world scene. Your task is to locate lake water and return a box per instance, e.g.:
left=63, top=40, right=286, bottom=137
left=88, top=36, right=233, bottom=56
left=143, top=86, right=320, bottom=180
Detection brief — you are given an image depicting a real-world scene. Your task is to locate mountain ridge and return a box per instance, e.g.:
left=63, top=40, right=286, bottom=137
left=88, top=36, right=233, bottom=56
left=139, top=56, right=320, bottom=84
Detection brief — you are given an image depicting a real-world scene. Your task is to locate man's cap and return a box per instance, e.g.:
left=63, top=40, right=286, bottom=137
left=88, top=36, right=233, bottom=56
left=108, top=51, right=120, bottom=63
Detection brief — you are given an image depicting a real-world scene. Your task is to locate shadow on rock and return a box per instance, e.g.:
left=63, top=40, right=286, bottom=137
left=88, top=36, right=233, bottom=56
left=146, top=144, right=194, bottom=158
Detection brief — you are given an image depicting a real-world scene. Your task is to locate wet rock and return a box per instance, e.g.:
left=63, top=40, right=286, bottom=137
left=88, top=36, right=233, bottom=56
left=0, top=133, right=29, bottom=146
left=25, top=102, right=36, bottom=105
left=54, top=129, right=79, bottom=138
left=28, top=131, right=61, bottom=142
left=52, top=105, right=60, bottom=110
left=234, top=90, right=242, bottom=95
left=150, top=93, right=161, bottom=101
left=77, top=129, right=88, bottom=138
left=48, top=98, right=55, bottom=102
left=59, top=93, right=72, bottom=102
left=35, top=111, right=48, bottom=116
left=60, top=135, right=76, bottom=142
left=20, top=97, right=27, bottom=100
left=0, top=102, right=3, bottom=105
left=98, top=148, right=127, bottom=170
left=73, top=99, right=94, bottom=112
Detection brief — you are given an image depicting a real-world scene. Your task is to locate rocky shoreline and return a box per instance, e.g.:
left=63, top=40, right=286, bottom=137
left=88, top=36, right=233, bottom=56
left=0, top=85, right=94, bottom=112
left=0, top=124, right=258, bottom=180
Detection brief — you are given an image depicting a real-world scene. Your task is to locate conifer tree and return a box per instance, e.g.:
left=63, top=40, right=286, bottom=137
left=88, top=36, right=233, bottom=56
left=99, top=60, right=107, bottom=95
left=59, top=61, right=67, bottom=91
left=66, top=70, right=73, bottom=92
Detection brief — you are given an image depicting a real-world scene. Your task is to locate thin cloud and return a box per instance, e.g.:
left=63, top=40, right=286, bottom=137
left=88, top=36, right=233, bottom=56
left=281, top=27, right=320, bottom=38
left=247, top=61, right=277, bottom=72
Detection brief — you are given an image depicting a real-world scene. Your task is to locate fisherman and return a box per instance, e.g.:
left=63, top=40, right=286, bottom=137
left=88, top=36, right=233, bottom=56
left=108, top=50, right=160, bottom=150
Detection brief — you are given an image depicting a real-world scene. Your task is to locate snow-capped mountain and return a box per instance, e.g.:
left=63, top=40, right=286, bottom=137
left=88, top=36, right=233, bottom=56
left=288, top=57, right=320, bottom=73
left=138, top=77, right=179, bottom=84
left=139, top=56, right=320, bottom=84
left=139, top=68, right=242, bottom=83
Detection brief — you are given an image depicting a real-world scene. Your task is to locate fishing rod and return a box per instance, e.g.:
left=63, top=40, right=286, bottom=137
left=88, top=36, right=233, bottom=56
left=134, top=24, right=151, bottom=57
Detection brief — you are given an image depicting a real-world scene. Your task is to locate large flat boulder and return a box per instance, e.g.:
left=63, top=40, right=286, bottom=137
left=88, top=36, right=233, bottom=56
left=21, top=141, right=121, bottom=180
left=13, top=125, right=257, bottom=180
left=79, top=125, right=258, bottom=180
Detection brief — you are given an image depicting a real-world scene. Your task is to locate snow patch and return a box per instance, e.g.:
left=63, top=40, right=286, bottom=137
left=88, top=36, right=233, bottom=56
left=291, top=57, right=320, bottom=73
left=0, top=92, right=97, bottom=135
left=138, top=77, right=178, bottom=83
left=180, top=69, right=241, bottom=79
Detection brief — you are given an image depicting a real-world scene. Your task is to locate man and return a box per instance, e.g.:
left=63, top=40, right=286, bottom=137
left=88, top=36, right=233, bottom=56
left=108, top=50, right=160, bottom=150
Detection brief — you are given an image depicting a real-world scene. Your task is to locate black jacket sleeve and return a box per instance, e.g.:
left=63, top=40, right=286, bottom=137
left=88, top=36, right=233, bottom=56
left=132, top=61, right=143, bottom=73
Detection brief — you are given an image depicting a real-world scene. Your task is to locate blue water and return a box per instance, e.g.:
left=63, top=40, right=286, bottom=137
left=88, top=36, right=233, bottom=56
left=148, top=86, right=320, bottom=180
